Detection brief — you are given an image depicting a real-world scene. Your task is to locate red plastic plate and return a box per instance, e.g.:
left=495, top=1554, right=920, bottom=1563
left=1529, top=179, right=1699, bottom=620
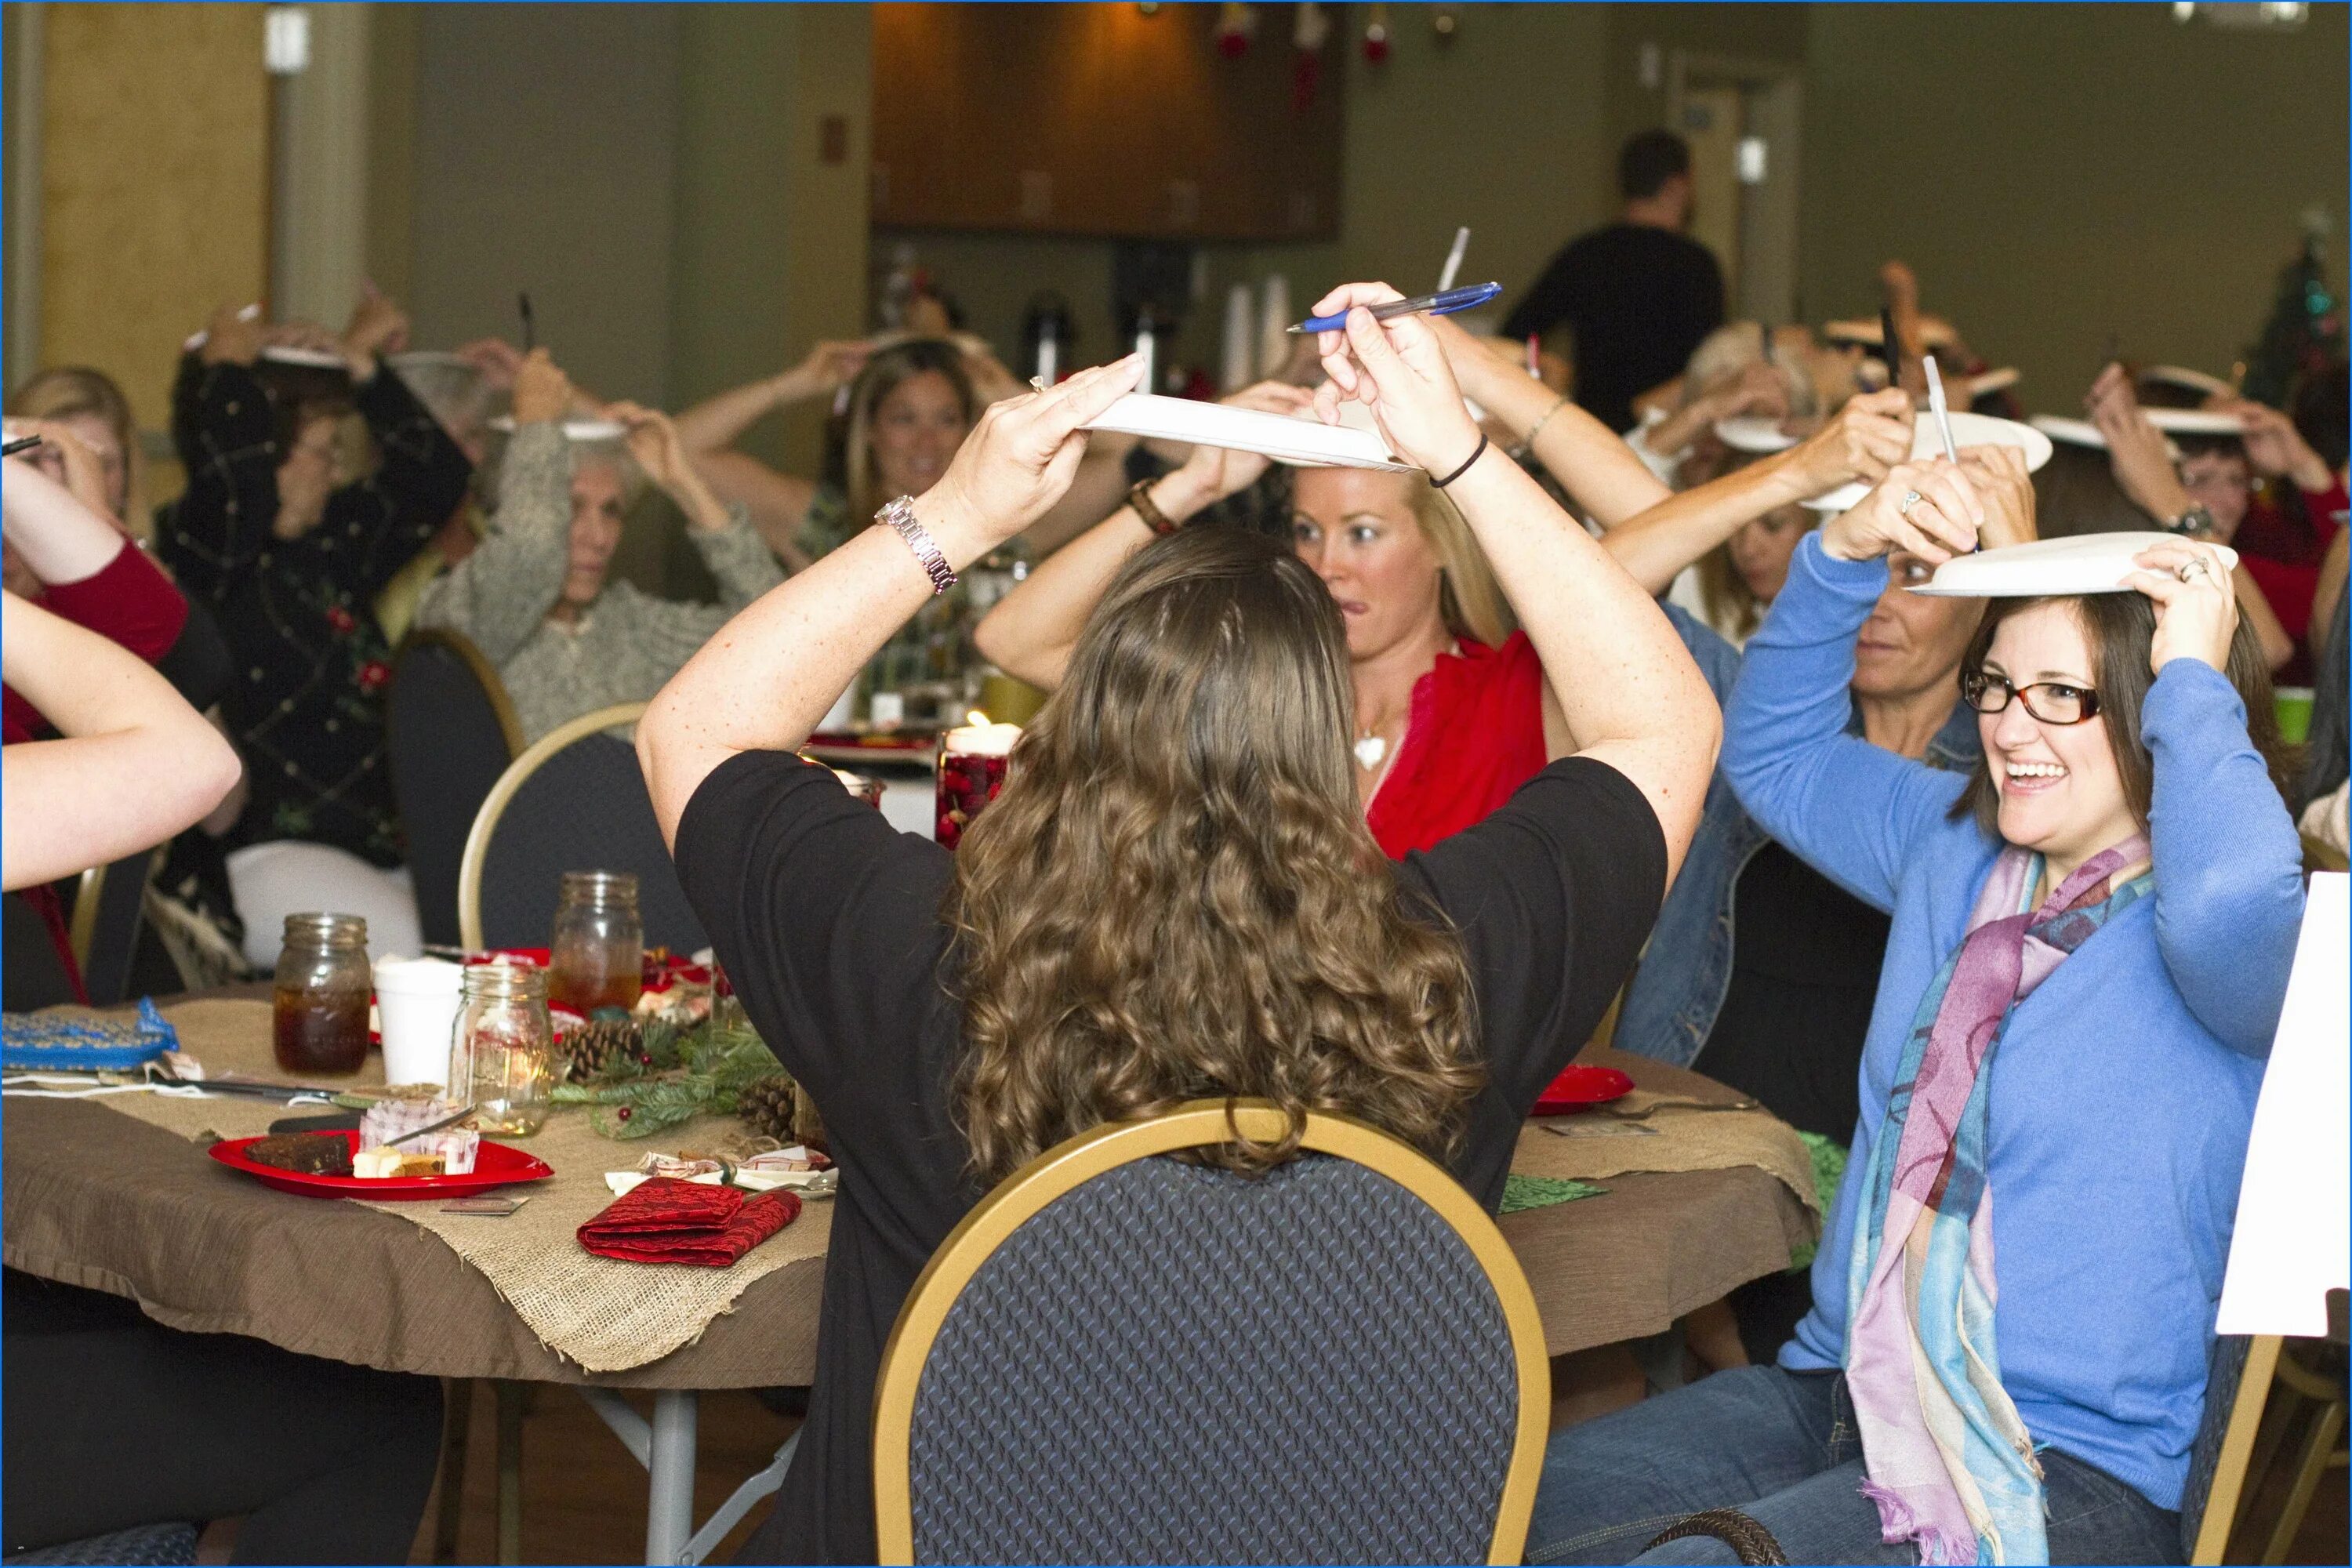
left=1530, top=1063, right=1635, bottom=1117
left=207, top=1130, right=554, bottom=1200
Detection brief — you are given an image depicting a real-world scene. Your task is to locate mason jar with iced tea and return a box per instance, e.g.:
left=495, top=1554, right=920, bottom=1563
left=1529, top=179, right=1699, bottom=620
left=272, top=913, right=372, bottom=1076
left=549, top=870, right=643, bottom=1014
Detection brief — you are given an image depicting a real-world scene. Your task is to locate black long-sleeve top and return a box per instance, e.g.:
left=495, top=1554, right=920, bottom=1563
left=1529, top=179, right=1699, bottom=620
left=161, top=354, right=471, bottom=866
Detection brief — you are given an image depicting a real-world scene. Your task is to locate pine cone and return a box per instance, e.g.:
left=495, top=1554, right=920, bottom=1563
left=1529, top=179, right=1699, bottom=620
left=562, top=1016, right=644, bottom=1083
left=737, top=1075, right=799, bottom=1142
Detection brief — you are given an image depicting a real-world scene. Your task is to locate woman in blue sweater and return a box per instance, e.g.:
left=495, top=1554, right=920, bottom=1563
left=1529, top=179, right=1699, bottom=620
left=1527, top=459, right=2303, bottom=1566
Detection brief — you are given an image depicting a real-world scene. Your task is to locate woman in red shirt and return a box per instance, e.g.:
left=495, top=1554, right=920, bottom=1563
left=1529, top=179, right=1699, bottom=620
left=1, top=448, right=198, bottom=1004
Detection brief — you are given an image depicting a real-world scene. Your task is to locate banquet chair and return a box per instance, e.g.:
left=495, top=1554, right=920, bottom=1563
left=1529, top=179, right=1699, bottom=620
left=68, top=847, right=162, bottom=1007
left=457, top=702, right=706, bottom=954
left=2, top=1521, right=198, bottom=1566
left=872, top=1100, right=1549, bottom=1566
left=389, top=630, right=525, bottom=949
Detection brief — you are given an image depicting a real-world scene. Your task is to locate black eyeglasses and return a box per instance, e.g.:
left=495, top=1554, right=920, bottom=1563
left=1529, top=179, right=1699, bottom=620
left=1960, top=671, right=2102, bottom=725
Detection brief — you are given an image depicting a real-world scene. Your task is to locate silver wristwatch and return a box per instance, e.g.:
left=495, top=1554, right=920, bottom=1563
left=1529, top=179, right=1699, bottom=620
left=2165, top=504, right=2218, bottom=538
left=877, top=495, right=956, bottom=594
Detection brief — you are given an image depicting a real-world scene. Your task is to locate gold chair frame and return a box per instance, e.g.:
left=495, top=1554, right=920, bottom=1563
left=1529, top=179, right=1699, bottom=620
left=455, top=702, right=646, bottom=953
left=872, top=1099, right=1552, bottom=1566
left=67, top=844, right=162, bottom=979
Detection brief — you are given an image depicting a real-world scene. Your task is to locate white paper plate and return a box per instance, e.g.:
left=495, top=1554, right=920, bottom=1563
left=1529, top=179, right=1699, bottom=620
left=1715, top=416, right=1800, bottom=454
left=1802, top=413, right=2054, bottom=511
left=2030, top=414, right=2107, bottom=448
left=258, top=346, right=351, bottom=371
left=488, top=416, right=628, bottom=442
left=2140, top=365, right=2235, bottom=399
left=2145, top=408, right=2248, bottom=437
left=1909, top=532, right=2238, bottom=597
left=1083, top=393, right=1413, bottom=472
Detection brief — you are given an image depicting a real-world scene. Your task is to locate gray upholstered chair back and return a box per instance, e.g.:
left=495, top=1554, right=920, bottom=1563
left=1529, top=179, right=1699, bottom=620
left=459, top=703, right=706, bottom=955
left=390, top=631, right=523, bottom=948
left=877, top=1104, right=1547, bottom=1566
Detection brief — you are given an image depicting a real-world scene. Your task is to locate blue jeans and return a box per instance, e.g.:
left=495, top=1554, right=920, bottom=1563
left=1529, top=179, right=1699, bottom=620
left=1525, top=1367, right=2183, bottom=1565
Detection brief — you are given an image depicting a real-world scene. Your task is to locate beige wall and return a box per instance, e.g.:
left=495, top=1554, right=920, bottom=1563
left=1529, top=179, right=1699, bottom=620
left=1801, top=2, right=2350, bottom=412
left=19, top=3, right=270, bottom=433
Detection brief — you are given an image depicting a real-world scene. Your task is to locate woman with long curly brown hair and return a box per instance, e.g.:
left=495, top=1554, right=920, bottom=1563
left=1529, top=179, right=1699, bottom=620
left=637, top=286, right=1720, bottom=1563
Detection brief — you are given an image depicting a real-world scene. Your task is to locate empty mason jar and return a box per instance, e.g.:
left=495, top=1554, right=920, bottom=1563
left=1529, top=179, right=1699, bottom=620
left=452, top=963, right=554, bottom=1136
left=549, top=870, right=643, bottom=1014
left=272, top=913, right=371, bottom=1076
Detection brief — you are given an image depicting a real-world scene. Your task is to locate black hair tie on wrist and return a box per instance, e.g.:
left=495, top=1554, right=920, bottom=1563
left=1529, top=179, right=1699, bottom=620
left=1431, top=434, right=1489, bottom=489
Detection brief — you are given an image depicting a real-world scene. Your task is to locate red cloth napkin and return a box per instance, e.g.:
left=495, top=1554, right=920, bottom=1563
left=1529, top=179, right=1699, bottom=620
left=576, top=1177, right=800, bottom=1266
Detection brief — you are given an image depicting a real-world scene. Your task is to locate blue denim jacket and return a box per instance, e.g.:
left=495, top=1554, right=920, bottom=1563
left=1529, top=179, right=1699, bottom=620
left=1613, top=604, right=1982, bottom=1068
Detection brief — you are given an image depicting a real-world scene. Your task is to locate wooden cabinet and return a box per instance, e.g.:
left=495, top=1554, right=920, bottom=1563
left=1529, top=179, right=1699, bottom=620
left=872, top=2, right=1342, bottom=241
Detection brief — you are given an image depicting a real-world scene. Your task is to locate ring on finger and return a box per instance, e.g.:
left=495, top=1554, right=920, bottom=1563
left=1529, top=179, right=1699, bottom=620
left=2176, top=559, right=2212, bottom=583
left=1896, top=489, right=1924, bottom=516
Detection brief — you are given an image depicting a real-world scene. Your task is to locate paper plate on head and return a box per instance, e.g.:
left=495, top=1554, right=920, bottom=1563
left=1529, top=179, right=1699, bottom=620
left=1908, top=532, right=2238, bottom=598
left=259, top=346, right=352, bottom=371
left=2144, top=408, right=2249, bottom=437
left=1963, top=367, right=2020, bottom=398
left=1082, top=392, right=1414, bottom=472
left=1823, top=314, right=1959, bottom=350
left=488, top=416, right=629, bottom=443
left=2139, top=365, right=2235, bottom=401
left=1802, top=412, right=2053, bottom=511
left=2030, top=414, right=2107, bottom=448
left=1714, top=416, right=1802, bottom=454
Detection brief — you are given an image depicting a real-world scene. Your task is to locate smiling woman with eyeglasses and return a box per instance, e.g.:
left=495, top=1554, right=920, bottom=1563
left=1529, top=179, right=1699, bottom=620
left=1525, top=457, right=2306, bottom=1568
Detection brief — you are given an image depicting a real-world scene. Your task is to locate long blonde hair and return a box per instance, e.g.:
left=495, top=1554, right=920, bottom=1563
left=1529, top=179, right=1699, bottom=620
left=1403, top=474, right=1515, bottom=648
left=947, top=527, right=1483, bottom=1182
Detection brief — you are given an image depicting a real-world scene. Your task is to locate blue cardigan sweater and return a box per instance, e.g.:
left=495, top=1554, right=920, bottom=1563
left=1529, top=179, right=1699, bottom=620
left=1724, top=535, right=2307, bottom=1511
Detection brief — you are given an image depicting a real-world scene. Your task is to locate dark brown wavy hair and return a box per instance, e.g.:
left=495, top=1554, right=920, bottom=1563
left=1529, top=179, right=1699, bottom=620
left=946, top=527, right=1483, bottom=1183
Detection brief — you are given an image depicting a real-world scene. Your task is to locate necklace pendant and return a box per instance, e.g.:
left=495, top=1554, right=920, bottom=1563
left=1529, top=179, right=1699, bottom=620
left=1353, top=734, right=1388, bottom=770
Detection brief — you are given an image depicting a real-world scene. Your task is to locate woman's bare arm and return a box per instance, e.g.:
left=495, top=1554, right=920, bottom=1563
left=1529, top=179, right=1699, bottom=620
left=2, top=593, right=241, bottom=890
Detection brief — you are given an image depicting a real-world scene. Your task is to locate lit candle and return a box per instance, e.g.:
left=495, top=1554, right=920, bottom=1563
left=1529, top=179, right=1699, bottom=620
left=936, top=719, right=1022, bottom=849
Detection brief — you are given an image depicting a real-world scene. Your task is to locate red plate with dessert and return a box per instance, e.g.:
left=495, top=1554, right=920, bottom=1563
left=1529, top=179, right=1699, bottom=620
left=1530, top=1063, right=1636, bottom=1116
left=208, top=1131, right=554, bottom=1200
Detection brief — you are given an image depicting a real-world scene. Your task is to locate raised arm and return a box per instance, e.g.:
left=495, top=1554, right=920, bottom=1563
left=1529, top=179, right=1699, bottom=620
left=2, top=593, right=241, bottom=890
left=673, top=340, right=871, bottom=455
left=1599, top=388, right=1914, bottom=595
left=1722, top=460, right=1984, bottom=909
left=2122, top=536, right=2307, bottom=1057
left=638, top=355, right=1147, bottom=845
left=1429, top=316, right=1668, bottom=526
left=608, top=401, right=785, bottom=615
left=975, top=380, right=1312, bottom=690
left=1313, top=283, right=1721, bottom=884
left=165, top=309, right=283, bottom=597
left=413, top=353, right=575, bottom=665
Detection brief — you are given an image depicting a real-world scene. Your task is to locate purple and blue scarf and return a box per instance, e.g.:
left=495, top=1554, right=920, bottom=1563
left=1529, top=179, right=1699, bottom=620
left=1845, top=840, right=2153, bottom=1566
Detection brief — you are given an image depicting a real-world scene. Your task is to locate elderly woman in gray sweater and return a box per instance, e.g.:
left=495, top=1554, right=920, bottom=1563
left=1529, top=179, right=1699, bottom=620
left=416, top=350, right=783, bottom=745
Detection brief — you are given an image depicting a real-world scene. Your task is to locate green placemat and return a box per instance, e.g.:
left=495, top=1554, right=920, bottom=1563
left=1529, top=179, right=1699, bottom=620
left=1788, top=1132, right=1849, bottom=1269
left=1500, top=1173, right=1606, bottom=1214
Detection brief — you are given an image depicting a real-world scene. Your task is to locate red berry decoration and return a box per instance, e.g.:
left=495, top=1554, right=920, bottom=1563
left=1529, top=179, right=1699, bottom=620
left=617, top=1105, right=632, bottom=1122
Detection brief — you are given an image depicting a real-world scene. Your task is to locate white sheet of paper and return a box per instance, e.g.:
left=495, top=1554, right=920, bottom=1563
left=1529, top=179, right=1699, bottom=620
left=2216, top=872, right=2349, bottom=1338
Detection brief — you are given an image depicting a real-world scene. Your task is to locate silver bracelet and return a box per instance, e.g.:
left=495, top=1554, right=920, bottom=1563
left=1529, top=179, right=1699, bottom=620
left=877, top=495, right=956, bottom=594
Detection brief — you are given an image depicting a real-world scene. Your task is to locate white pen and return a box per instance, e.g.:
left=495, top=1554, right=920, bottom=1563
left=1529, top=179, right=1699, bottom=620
left=1437, top=227, right=1470, bottom=292
left=1924, top=356, right=1959, bottom=463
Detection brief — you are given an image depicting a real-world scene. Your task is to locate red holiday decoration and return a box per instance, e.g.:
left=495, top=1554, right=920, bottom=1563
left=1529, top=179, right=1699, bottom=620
left=1363, top=2, right=1391, bottom=64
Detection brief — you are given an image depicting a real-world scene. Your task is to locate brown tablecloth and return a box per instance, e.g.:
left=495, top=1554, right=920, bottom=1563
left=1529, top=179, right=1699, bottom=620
left=3, top=1040, right=1811, bottom=1380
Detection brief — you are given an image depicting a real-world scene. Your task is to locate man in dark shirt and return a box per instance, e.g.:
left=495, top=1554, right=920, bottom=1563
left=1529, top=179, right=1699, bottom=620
left=1502, top=130, right=1726, bottom=436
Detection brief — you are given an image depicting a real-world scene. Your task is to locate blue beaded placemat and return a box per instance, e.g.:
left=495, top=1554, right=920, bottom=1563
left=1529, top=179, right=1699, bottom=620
left=2, top=1000, right=180, bottom=1073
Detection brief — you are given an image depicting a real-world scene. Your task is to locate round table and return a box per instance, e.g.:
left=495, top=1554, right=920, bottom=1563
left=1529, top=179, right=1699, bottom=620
left=4, top=1045, right=1809, bottom=1563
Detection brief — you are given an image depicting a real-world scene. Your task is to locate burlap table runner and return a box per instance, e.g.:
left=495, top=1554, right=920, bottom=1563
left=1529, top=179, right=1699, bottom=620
left=1510, top=1087, right=1824, bottom=1217
left=60, top=1000, right=829, bottom=1373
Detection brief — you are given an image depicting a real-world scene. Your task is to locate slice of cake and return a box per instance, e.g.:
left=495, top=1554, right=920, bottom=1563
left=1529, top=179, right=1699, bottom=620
left=244, top=1133, right=353, bottom=1177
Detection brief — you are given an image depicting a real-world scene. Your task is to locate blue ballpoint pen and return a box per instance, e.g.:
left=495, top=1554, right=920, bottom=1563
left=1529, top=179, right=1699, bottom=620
left=1288, top=281, right=1502, bottom=336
